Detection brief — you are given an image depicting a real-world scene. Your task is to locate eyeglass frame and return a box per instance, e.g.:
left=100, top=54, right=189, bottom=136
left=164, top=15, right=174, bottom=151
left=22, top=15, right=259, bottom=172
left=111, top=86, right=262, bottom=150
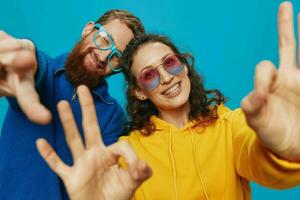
left=93, top=23, right=122, bottom=72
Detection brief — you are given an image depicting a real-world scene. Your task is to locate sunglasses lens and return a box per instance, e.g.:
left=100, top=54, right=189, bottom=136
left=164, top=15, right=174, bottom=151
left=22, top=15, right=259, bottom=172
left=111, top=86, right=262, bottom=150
left=164, top=55, right=184, bottom=75
left=139, top=68, right=160, bottom=91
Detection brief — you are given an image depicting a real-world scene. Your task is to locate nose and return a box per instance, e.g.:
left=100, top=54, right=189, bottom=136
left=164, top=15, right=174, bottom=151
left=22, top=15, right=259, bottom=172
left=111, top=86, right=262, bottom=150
left=157, top=66, right=173, bottom=85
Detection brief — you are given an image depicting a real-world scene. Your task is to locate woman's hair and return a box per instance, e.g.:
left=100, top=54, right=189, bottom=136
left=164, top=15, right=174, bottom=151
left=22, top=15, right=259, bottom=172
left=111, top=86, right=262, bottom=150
left=121, top=34, right=226, bottom=135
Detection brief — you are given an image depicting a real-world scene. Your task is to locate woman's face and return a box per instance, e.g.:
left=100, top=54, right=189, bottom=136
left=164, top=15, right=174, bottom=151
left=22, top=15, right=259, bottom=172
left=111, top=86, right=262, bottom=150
left=131, top=42, right=191, bottom=111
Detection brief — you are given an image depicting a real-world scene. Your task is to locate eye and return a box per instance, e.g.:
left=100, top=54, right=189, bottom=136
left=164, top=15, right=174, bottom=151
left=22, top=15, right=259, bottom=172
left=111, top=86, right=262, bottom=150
left=110, top=53, right=121, bottom=61
left=141, top=68, right=158, bottom=82
left=164, top=55, right=180, bottom=67
left=163, top=55, right=184, bottom=75
left=96, top=31, right=110, bottom=46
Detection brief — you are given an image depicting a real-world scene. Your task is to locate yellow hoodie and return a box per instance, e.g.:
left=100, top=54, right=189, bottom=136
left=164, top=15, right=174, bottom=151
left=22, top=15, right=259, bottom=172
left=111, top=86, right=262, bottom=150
left=120, top=106, right=300, bottom=200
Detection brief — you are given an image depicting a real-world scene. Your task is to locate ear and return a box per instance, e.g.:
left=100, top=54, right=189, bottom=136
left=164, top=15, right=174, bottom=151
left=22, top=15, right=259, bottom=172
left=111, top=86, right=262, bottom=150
left=81, top=21, right=95, bottom=37
left=184, top=64, right=189, bottom=74
left=133, top=88, right=148, bottom=101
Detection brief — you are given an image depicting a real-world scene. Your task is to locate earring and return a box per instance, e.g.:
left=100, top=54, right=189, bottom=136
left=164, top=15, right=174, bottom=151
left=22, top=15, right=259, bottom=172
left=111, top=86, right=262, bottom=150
left=137, top=94, right=147, bottom=100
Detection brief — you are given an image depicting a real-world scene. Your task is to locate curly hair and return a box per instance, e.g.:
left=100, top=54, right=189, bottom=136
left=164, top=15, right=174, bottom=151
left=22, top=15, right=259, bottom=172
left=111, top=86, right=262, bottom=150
left=121, top=34, right=226, bottom=135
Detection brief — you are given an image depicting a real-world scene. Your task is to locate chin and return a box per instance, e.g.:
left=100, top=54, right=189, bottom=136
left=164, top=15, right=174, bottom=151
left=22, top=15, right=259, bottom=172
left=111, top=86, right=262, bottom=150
left=159, top=95, right=190, bottom=110
left=173, top=98, right=189, bottom=109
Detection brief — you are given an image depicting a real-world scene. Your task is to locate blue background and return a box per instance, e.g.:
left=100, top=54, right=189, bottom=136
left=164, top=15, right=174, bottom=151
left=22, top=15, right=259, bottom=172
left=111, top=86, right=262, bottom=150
left=0, top=0, right=299, bottom=198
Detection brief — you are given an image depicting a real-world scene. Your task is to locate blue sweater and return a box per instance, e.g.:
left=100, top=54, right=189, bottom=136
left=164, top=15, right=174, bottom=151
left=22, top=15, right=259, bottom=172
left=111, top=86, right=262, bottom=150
left=0, top=49, right=126, bottom=200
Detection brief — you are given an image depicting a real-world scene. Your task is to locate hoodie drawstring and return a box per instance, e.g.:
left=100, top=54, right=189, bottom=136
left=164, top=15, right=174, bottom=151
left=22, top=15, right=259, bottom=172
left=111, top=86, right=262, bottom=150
left=168, top=127, right=179, bottom=200
left=190, top=126, right=210, bottom=200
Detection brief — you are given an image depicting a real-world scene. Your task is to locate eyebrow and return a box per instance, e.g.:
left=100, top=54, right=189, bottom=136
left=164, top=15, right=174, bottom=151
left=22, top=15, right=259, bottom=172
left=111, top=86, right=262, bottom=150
left=100, top=25, right=123, bottom=53
left=143, top=53, right=172, bottom=69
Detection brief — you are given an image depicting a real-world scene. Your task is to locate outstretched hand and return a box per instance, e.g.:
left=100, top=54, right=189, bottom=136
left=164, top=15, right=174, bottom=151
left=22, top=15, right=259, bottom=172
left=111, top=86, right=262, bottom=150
left=36, top=85, right=152, bottom=200
left=242, top=2, right=300, bottom=161
left=0, top=31, right=51, bottom=124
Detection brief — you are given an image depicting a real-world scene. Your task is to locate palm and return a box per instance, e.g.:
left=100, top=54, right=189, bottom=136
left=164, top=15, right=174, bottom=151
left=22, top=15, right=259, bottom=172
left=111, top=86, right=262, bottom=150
left=64, top=147, right=106, bottom=199
left=242, top=2, right=300, bottom=160
left=36, top=86, right=151, bottom=200
left=66, top=147, right=141, bottom=200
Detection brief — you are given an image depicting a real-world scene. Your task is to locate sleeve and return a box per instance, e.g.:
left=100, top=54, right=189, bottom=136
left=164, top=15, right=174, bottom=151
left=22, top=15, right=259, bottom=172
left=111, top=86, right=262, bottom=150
left=34, top=48, right=51, bottom=91
left=6, top=47, right=52, bottom=109
left=230, top=109, right=300, bottom=189
left=101, top=102, right=127, bottom=146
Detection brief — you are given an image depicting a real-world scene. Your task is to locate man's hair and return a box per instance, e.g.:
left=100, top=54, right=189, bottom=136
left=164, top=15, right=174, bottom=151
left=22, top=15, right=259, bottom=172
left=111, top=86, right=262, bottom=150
left=96, top=10, right=145, bottom=37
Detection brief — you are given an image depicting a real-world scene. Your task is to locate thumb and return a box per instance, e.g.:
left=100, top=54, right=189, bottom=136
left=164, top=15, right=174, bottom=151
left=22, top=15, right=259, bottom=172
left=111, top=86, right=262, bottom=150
left=129, top=160, right=152, bottom=189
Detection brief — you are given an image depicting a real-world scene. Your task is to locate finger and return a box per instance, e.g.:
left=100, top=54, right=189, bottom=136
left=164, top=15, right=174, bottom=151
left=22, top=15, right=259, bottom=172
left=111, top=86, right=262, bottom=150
left=77, top=85, right=103, bottom=148
left=298, top=13, right=300, bottom=67
left=241, top=90, right=266, bottom=117
left=0, top=50, right=37, bottom=73
left=278, top=1, right=297, bottom=68
left=57, top=101, right=85, bottom=161
left=109, top=141, right=152, bottom=190
left=0, top=80, right=12, bottom=96
left=0, top=31, right=11, bottom=41
left=243, top=60, right=275, bottom=116
left=14, top=74, right=52, bottom=124
left=129, top=160, right=152, bottom=185
left=36, top=138, right=70, bottom=179
left=0, top=39, right=23, bottom=53
left=254, top=60, right=277, bottom=94
left=109, top=140, right=138, bottom=167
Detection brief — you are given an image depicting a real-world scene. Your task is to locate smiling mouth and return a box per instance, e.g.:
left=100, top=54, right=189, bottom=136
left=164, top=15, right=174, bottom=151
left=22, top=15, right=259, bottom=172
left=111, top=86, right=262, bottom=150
left=162, top=82, right=181, bottom=97
left=90, top=50, right=105, bottom=71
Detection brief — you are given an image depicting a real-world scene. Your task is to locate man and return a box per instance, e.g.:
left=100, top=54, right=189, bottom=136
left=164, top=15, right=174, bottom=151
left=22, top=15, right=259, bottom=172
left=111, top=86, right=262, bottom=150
left=0, top=10, right=144, bottom=200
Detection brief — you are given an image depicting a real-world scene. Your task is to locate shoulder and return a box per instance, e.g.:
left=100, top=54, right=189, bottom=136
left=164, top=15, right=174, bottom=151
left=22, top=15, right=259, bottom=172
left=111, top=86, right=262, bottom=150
left=217, top=104, right=245, bottom=123
left=214, top=104, right=250, bottom=134
left=119, top=130, right=142, bottom=143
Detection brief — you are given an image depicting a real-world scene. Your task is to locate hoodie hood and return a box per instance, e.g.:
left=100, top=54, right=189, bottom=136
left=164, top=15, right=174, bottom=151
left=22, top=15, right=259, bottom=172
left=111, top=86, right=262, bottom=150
left=149, top=104, right=231, bottom=135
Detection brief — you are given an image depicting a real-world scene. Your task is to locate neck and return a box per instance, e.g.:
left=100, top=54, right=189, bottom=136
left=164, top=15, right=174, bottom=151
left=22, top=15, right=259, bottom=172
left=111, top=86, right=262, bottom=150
left=158, top=102, right=190, bottom=129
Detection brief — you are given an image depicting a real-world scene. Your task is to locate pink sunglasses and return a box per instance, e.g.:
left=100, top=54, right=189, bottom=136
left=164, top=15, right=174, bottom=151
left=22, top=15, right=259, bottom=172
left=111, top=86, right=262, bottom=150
left=138, top=54, right=185, bottom=91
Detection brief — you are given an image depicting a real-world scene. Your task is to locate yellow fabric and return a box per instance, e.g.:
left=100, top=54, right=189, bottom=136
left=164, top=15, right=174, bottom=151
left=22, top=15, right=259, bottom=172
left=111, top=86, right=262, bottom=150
left=120, top=105, right=300, bottom=200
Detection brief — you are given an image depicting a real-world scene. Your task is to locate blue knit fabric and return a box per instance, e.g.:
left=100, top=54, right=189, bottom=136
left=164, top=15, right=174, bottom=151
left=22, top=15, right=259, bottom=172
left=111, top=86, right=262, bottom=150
left=0, top=49, right=126, bottom=200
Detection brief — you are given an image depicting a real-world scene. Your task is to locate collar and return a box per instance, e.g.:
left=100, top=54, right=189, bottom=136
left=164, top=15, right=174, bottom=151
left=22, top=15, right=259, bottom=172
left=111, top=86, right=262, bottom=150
left=54, top=67, right=114, bottom=105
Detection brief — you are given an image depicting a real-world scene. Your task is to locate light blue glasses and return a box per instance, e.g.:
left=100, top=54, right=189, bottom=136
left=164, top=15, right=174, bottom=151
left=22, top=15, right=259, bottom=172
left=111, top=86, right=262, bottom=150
left=93, top=23, right=122, bottom=72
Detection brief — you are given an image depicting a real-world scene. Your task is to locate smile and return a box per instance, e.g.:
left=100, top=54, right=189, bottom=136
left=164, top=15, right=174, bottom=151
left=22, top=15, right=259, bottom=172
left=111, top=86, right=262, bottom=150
left=89, top=51, right=105, bottom=71
left=162, top=82, right=181, bottom=97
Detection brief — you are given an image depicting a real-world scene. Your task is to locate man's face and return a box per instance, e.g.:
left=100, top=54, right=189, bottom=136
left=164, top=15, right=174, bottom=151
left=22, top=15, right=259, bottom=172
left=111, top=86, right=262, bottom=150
left=65, top=19, right=134, bottom=89
left=82, top=19, right=134, bottom=75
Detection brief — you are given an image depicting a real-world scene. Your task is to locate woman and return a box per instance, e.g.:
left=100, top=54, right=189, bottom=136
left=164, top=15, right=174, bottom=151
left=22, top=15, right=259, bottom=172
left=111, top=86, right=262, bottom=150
left=118, top=36, right=300, bottom=200
left=36, top=2, right=300, bottom=200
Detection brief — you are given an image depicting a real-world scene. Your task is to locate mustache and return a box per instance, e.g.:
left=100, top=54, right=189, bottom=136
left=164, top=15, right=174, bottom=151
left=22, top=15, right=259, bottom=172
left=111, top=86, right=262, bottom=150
left=85, top=47, right=108, bottom=67
left=64, top=40, right=105, bottom=90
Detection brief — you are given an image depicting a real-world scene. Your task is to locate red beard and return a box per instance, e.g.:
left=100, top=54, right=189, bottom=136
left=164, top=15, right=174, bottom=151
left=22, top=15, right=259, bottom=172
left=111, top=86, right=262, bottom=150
left=65, top=39, right=106, bottom=90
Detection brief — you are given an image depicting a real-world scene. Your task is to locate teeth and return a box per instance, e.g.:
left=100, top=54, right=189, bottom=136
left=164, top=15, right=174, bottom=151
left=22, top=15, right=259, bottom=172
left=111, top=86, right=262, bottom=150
left=164, top=83, right=180, bottom=95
